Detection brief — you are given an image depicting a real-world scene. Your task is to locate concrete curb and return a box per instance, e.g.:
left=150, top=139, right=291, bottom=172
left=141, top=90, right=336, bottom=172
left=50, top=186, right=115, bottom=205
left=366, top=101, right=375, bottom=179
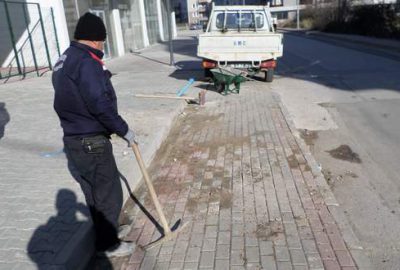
left=273, top=93, right=373, bottom=270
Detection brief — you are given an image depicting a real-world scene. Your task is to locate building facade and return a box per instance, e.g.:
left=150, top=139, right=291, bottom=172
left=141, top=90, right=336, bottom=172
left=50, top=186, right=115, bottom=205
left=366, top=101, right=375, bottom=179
left=1, top=0, right=174, bottom=79
left=62, top=0, right=173, bottom=58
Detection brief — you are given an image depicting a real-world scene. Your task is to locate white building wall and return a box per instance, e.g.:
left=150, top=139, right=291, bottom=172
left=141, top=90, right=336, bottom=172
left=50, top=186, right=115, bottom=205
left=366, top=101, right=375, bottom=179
left=1, top=0, right=69, bottom=69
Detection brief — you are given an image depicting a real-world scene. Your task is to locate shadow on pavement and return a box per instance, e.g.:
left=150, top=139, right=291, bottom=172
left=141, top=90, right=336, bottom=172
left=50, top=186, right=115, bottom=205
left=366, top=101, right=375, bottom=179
left=130, top=52, right=170, bottom=66
left=119, top=172, right=164, bottom=235
left=0, top=102, right=10, bottom=140
left=27, top=189, right=102, bottom=269
left=278, top=32, right=400, bottom=92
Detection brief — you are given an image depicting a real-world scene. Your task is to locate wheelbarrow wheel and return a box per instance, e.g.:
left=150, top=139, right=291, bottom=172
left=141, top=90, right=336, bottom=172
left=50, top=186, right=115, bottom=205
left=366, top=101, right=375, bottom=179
left=215, top=82, right=225, bottom=93
left=264, top=69, right=274, bottom=82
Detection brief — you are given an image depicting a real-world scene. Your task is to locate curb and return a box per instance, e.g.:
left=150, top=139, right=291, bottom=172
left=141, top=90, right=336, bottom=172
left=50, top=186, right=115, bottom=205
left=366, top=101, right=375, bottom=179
left=273, top=93, right=373, bottom=270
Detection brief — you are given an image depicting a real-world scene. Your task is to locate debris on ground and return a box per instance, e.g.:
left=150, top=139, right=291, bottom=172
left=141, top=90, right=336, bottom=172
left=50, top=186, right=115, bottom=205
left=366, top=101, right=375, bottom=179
left=322, top=169, right=359, bottom=187
left=299, top=129, right=318, bottom=147
left=327, top=144, right=362, bottom=163
left=255, top=221, right=284, bottom=241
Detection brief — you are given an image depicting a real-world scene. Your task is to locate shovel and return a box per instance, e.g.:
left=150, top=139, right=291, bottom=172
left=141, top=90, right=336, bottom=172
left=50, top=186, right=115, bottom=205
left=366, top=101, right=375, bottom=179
left=131, top=143, right=188, bottom=250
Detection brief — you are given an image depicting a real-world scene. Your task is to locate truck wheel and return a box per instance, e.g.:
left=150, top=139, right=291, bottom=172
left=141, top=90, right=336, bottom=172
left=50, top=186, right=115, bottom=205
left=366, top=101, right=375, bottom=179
left=264, top=69, right=274, bottom=82
left=204, top=68, right=213, bottom=79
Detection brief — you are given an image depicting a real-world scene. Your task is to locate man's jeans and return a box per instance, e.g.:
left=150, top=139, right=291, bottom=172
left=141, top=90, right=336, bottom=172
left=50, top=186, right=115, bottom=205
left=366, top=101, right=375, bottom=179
left=63, top=135, right=122, bottom=251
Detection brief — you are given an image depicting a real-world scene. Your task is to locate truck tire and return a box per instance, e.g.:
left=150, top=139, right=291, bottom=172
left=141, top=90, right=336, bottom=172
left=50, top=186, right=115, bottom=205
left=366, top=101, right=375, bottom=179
left=264, top=69, right=274, bottom=82
left=204, top=68, right=213, bottom=79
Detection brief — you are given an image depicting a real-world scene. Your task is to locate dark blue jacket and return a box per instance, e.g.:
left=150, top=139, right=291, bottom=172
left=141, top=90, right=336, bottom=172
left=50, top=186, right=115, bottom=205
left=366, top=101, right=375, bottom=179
left=52, top=41, right=128, bottom=137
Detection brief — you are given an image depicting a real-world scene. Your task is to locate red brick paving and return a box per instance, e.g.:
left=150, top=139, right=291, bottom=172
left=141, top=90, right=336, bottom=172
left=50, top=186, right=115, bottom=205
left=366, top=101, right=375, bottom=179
left=116, top=85, right=358, bottom=269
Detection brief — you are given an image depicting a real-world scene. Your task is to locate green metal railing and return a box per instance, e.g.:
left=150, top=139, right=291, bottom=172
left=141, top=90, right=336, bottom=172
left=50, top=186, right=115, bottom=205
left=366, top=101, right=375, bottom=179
left=0, top=0, right=60, bottom=81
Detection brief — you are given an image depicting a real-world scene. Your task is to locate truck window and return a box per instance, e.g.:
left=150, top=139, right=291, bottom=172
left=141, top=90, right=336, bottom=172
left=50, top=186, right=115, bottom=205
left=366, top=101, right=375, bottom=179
left=215, top=12, right=265, bottom=30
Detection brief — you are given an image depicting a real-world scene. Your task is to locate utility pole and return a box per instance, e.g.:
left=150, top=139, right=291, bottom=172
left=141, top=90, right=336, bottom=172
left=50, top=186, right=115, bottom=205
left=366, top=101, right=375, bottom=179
left=296, top=0, right=300, bottom=29
left=166, top=0, right=175, bottom=66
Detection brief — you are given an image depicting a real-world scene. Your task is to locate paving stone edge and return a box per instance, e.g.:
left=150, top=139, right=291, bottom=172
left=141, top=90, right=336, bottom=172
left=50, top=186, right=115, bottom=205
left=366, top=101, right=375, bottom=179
left=272, top=93, right=373, bottom=270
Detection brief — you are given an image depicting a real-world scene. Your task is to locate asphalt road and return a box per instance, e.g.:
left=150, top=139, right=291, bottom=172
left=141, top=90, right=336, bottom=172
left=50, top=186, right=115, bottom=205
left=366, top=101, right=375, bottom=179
left=273, top=32, right=400, bottom=270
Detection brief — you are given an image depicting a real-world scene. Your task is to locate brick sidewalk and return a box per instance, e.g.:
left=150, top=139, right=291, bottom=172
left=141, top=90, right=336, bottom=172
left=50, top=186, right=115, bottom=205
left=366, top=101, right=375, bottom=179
left=116, top=83, right=358, bottom=270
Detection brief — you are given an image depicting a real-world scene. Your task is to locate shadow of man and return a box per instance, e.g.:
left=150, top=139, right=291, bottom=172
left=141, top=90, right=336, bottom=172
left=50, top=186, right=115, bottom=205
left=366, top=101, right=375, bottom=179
left=27, top=189, right=112, bottom=269
left=0, top=102, right=10, bottom=139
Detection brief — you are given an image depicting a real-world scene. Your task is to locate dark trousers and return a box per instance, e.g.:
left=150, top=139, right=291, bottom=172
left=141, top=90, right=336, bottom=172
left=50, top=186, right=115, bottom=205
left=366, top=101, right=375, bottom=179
left=63, top=135, right=122, bottom=251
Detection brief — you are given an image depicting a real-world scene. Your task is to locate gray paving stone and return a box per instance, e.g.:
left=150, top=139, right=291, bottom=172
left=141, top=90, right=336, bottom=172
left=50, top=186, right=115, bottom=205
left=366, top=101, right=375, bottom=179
left=306, top=253, right=324, bottom=270
left=293, top=266, right=308, bottom=270
left=189, top=234, right=204, bottom=248
left=230, top=266, right=245, bottom=270
left=231, top=249, right=245, bottom=266
left=199, top=251, right=215, bottom=268
left=259, top=241, right=274, bottom=256
left=245, top=236, right=259, bottom=247
left=275, top=246, right=291, bottom=262
left=246, top=246, right=260, bottom=263
left=216, top=244, right=230, bottom=260
left=202, top=238, right=216, bottom=252
left=290, top=249, right=307, bottom=265
left=185, top=247, right=201, bottom=263
left=183, top=262, right=198, bottom=270
left=261, top=255, right=277, bottom=270
left=215, top=259, right=230, bottom=270
left=169, top=261, right=184, bottom=270
left=141, top=256, right=157, bottom=270
left=204, top=226, right=218, bottom=239
left=277, top=261, right=293, bottom=270
left=171, top=252, right=186, bottom=263
left=301, top=240, right=319, bottom=254
left=218, top=231, right=231, bottom=245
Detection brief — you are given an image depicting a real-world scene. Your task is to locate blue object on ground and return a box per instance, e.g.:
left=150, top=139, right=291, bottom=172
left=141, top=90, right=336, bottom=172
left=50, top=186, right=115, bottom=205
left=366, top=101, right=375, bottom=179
left=177, top=78, right=195, bottom=97
left=40, top=149, right=64, bottom=158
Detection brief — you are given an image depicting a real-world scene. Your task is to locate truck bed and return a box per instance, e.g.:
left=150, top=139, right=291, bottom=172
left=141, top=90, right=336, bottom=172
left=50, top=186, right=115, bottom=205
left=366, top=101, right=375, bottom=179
left=197, top=32, right=283, bottom=63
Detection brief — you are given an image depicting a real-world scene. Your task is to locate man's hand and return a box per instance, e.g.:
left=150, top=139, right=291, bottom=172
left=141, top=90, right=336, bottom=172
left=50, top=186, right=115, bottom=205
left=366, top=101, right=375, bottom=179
left=123, top=129, right=138, bottom=147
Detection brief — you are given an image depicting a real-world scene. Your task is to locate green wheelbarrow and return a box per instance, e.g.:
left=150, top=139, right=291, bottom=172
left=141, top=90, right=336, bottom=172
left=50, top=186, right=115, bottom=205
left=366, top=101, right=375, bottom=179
left=210, top=68, right=248, bottom=95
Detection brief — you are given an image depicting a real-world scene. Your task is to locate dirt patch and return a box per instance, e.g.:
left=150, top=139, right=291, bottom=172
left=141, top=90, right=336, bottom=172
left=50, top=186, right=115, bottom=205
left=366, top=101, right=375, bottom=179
left=322, top=169, right=335, bottom=187
left=345, top=171, right=358, bottom=178
left=255, top=221, right=284, bottom=241
left=198, top=135, right=250, bottom=150
left=318, top=102, right=335, bottom=108
left=219, top=189, right=233, bottom=209
left=182, top=112, right=224, bottom=133
left=292, top=148, right=301, bottom=155
left=327, top=145, right=362, bottom=163
left=287, top=154, right=298, bottom=168
left=304, top=164, right=311, bottom=171
left=208, top=187, right=233, bottom=206
left=299, top=129, right=318, bottom=146
left=322, top=169, right=358, bottom=187
left=186, top=197, right=198, bottom=212
left=252, top=130, right=267, bottom=137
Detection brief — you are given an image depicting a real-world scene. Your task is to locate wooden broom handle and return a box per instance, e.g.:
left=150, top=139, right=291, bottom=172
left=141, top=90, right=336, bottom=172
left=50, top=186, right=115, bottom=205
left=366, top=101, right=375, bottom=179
left=131, top=143, right=171, bottom=234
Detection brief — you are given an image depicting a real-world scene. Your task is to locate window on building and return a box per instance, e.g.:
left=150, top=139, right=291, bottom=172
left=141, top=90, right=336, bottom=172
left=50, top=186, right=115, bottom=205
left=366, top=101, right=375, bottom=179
left=276, top=11, right=288, bottom=20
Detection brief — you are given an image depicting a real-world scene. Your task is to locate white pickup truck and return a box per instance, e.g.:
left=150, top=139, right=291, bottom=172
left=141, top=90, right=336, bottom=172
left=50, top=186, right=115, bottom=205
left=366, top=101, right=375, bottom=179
left=197, top=5, right=283, bottom=82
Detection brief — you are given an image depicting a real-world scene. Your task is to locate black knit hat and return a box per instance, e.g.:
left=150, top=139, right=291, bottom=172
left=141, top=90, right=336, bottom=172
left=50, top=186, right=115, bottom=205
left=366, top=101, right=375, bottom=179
left=74, top=12, right=107, bottom=41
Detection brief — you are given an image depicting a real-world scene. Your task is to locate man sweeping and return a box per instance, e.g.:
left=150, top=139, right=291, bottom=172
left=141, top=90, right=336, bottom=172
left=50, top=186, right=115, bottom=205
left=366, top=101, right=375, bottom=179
left=52, top=12, right=136, bottom=257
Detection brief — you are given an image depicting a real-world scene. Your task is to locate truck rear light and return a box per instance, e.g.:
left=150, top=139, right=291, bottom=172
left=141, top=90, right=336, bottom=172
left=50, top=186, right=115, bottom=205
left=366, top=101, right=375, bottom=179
left=260, top=60, right=276, bottom=69
left=202, top=60, right=216, bottom=69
